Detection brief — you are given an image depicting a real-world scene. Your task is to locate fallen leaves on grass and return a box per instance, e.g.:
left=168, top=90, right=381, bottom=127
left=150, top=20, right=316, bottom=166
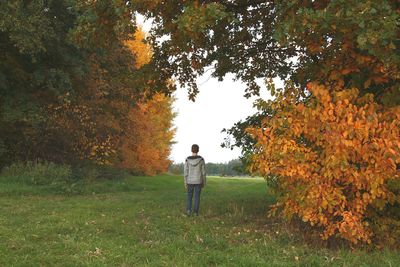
left=87, top=247, right=102, bottom=257
left=196, top=235, right=204, bottom=243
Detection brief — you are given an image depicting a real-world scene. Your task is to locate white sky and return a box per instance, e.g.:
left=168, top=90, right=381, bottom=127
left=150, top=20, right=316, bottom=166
left=170, top=75, right=272, bottom=163
left=136, top=16, right=275, bottom=163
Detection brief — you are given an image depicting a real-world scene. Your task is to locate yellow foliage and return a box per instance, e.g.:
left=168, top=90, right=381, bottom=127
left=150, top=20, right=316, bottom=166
left=124, top=27, right=152, bottom=69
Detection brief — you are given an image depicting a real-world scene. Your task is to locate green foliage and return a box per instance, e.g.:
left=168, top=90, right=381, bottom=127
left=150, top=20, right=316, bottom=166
left=170, top=159, right=247, bottom=176
left=273, top=0, right=399, bottom=105
left=133, top=0, right=297, bottom=98
left=222, top=105, right=275, bottom=170
left=0, top=161, right=132, bottom=195
left=134, top=0, right=399, bottom=101
left=70, top=0, right=133, bottom=49
left=0, top=0, right=91, bottom=164
left=0, top=0, right=173, bottom=169
left=368, top=179, right=400, bottom=247
left=76, top=164, right=130, bottom=181
left=1, top=161, right=72, bottom=185
left=274, top=0, right=399, bottom=66
left=176, top=3, right=230, bottom=36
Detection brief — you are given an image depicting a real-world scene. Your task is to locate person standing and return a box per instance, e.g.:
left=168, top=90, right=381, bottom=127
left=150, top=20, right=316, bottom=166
left=184, top=144, right=206, bottom=216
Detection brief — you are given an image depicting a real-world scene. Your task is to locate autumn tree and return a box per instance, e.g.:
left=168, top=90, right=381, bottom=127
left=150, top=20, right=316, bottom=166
left=248, top=83, right=400, bottom=244
left=132, top=0, right=399, bottom=102
left=132, top=0, right=400, bottom=244
left=42, top=39, right=139, bottom=165
left=118, top=28, right=176, bottom=175
left=0, top=0, right=136, bottom=165
left=119, top=93, right=175, bottom=175
left=0, top=1, right=174, bottom=172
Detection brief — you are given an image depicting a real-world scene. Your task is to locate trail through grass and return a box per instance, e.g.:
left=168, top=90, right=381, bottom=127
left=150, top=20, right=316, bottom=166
left=0, top=175, right=399, bottom=266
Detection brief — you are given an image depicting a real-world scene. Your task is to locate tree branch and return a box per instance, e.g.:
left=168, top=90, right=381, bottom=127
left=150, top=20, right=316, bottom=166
left=222, top=0, right=272, bottom=11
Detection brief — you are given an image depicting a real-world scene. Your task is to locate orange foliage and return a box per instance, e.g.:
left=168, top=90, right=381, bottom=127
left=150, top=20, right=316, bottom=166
left=117, top=28, right=175, bottom=175
left=47, top=27, right=175, bottom=173
left=248, top=83, right=400, bottom=244
left=118, top=93, right=175, bottom=175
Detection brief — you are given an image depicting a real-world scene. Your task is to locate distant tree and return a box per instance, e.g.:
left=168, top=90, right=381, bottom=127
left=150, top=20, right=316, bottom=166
left=169, top=163, right=184, bottom=175
left=169, top=159, right=247, bottom=177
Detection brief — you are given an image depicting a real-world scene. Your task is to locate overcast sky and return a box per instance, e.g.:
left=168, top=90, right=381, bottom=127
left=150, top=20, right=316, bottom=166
left=137, top=16, right=273, bottom=163
left=170, top=75, right=272, bottom=163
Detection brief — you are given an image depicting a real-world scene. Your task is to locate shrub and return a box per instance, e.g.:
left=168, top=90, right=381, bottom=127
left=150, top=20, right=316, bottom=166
left=368, top=179, right=400, bottom=247
left=1, top=161, right=73, bottom=185
left=248, top=83, right=400, bottom=244
left=71, top=162, right=129, bottom=180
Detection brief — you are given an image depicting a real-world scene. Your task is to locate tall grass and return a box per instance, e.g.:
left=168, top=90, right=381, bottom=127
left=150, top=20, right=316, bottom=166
left=0, top=161, right=132, bottom=195
left=1, top=161, right=72, bottom=185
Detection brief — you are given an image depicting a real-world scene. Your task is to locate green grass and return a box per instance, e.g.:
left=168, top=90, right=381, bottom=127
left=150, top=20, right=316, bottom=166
left=0, top=175, right=399, bottom=266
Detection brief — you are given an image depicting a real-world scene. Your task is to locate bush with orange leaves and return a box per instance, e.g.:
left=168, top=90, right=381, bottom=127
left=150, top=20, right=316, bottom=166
left=247, top=83, right=400, bottom=244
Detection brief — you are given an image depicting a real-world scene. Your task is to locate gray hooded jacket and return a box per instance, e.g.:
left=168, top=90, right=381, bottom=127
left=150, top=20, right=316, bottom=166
left=184, top=156, right=206, bottom=186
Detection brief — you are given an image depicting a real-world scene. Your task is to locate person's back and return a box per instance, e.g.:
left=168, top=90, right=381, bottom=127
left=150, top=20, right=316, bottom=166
left=185, top=155, right=206, bottom=185
left=184, top=144, right=206, bottom=216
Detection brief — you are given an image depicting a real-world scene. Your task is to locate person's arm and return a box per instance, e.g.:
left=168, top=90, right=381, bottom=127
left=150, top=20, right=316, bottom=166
left=184, top=159, right=189, bottom=188
left=201, top=159, right=206, bottom=187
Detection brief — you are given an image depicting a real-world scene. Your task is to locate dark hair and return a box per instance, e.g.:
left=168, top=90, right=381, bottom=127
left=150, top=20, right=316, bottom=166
left=191, top=144, right=199, bottom=153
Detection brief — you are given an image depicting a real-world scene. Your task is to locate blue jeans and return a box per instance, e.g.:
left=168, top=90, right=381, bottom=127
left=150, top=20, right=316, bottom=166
left=186, top=184, right=202, bottom=214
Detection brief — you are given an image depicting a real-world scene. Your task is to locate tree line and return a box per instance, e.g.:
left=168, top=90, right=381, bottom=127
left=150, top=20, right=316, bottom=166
left=169, top=159, right=247, bottom=177
left=0, top=1, right=174, bottom=175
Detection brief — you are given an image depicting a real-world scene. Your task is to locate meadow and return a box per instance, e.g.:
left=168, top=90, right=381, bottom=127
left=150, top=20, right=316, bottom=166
left=1, top=175, right=399, bottom=266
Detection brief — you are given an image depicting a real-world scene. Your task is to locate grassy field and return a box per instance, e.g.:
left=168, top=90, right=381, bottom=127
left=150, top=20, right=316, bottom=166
left=0, top=174, right=399, bottom=266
